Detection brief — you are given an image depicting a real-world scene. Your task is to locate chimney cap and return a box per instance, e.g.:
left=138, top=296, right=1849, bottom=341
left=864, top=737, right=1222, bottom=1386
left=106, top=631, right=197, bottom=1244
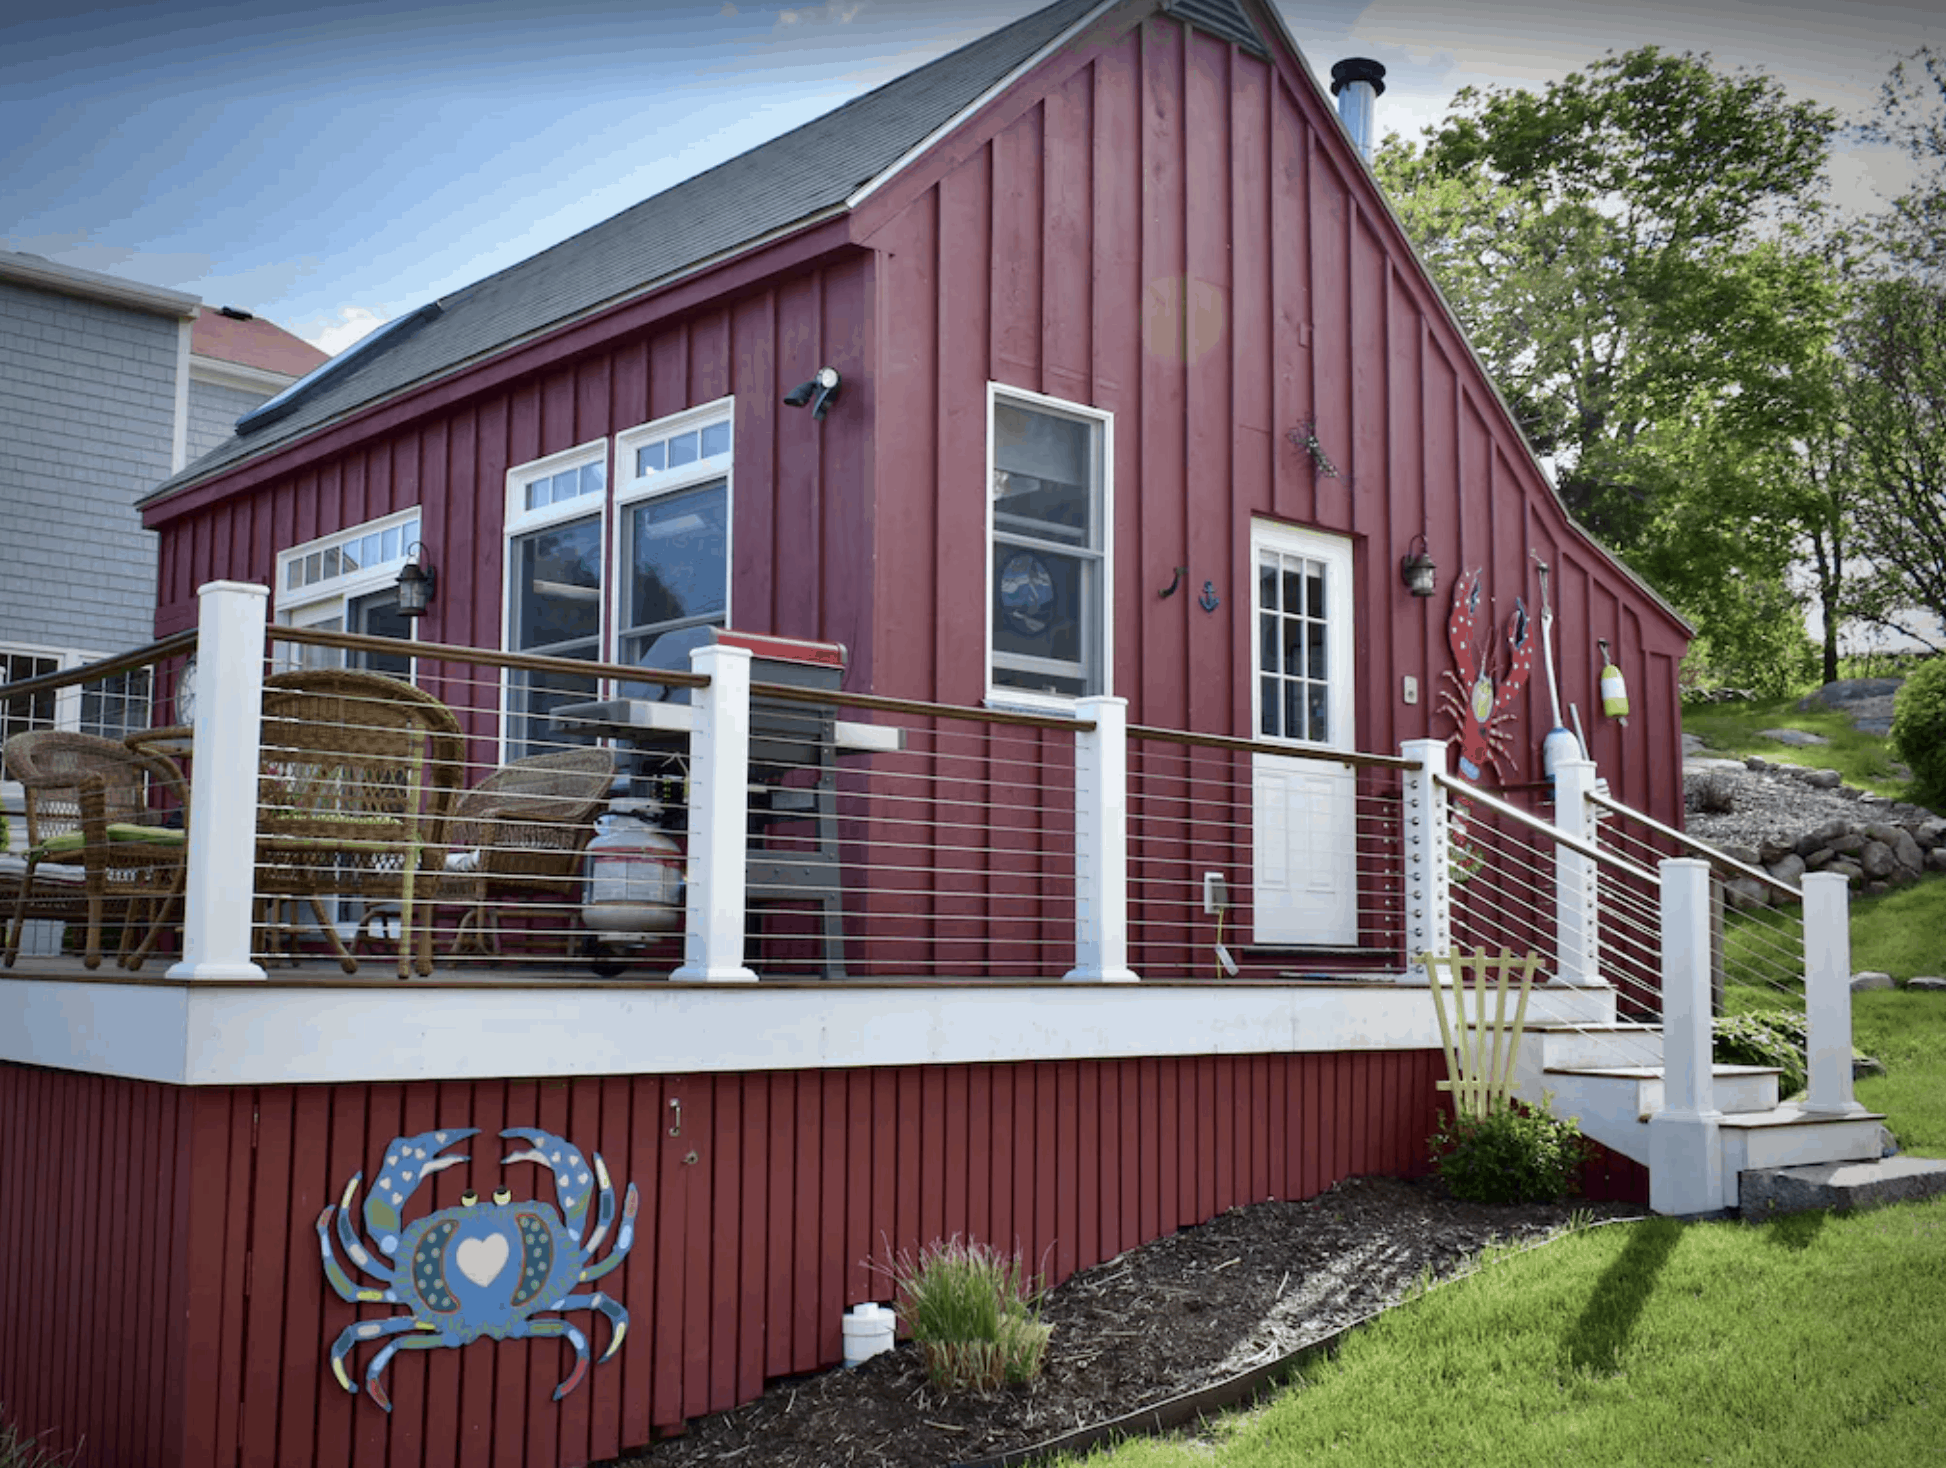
left=1330, top=57, right=1387, bottom=97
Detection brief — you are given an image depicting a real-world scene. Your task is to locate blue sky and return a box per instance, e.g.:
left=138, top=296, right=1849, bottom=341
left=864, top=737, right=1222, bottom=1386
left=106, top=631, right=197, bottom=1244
left=4, top=0, right=1932, bottom=354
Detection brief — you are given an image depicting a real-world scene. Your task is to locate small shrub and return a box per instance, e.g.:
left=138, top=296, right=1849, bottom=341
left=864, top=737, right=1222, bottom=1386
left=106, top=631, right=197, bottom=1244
left=878, top=1237, right=1051, bottom=1391
left=1430, top=1097, right=1589, bottom=1205
left=1891, top=657, right=1946, bottom=807
left=1714, top=1011, right=1809, bottom=1098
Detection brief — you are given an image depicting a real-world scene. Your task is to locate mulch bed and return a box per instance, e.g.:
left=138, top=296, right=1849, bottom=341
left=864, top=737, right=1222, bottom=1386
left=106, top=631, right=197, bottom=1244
left=611, top=1175, right=1643, bottom=1468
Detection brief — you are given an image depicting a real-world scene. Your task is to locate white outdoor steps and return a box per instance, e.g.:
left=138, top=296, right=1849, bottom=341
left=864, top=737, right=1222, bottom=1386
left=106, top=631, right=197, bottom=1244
left=1464, top=985, right=1888, bottom=1214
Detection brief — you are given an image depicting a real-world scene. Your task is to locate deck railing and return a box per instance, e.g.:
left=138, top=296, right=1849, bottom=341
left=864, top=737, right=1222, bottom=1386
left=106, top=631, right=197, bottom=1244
left=0, top=581, right=1852, bottom=1040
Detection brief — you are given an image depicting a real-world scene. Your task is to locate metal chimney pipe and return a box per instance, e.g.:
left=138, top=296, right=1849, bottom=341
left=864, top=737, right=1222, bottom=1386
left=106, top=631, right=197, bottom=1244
left=1330, top=57, right=1387, bottom=161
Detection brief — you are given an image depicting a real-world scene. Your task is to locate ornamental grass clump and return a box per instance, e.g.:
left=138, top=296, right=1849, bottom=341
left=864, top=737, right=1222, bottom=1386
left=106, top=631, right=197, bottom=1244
left=880, top=1237, right=1051, bottom=1391
left=1430, top=1096, right=1589, bottom=1205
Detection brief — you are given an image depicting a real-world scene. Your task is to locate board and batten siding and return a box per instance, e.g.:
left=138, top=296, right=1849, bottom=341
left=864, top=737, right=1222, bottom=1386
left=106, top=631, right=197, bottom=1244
left=859, top=2, right=1689, bottom=832
left=0, top=1050, right=1484, bottom=1468
left=148, top=253, right=879, bottom=698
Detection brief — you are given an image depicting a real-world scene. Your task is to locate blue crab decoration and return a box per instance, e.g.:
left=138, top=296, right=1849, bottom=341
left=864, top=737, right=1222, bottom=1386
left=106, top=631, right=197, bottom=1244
left=318, top=1126, right=639, bottom=1412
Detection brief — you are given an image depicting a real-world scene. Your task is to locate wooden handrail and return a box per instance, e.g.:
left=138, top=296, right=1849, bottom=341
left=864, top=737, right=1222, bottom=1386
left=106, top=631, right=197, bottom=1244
left=0, top=630, right=198, bottom=703
left=1433, top=770, right=1654, bottom=883
left=1128, top=724, right=1418, bottom=771
left=1587, top=787, right=1802, bottom=899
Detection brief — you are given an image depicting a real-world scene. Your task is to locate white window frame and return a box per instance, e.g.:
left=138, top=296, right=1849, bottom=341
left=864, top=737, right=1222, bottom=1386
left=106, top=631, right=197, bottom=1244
left=273, top=507, right=424, bottom=674
left=1249, top=519, right=1355, bottom=752
left=1, top=642, right=156, bottom=816
left=501, top=439, right=612, bottom=761
left=612, top=397, right=734, bottom=671
left=984, top=383, right=1114, bottom=713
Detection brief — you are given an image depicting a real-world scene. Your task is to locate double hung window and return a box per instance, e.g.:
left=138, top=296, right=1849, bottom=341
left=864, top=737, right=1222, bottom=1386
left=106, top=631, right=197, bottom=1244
left=987, top=386, right=1111, bottom=706
left=615, top=407, right=731, bottom=682
left=499, top=401, right=733, bottom=755
left=1, top=647, right=153, bottom=793
left=504, top=443, right=607, bottom=757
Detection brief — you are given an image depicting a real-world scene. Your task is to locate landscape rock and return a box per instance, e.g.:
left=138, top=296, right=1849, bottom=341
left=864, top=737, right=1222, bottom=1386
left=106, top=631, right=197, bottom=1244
left=1930, top=849, right=1946, bottom=873
left=1831, top=833, right=1866, bottom=856
left=1917, top=817, right=1946, bottom=848
left=1907, top=977, right=1946, bottom=991
left=1829, top=859, right=1865, bottom=885
left=1855, top=1054, right=1888, bottom=1080
left=1759, top=836, right=1796, bottom=865
left=1721, top=843, right=1762, bottom=867
left=1860, top=841, right=1898, bottom=879
left=1760, top=728, right=1829, bottom=746
left=1797, top=678, right=1902, bottom=711
left=1851, top=970, right=1896, bottom=992
left=1767, top=853, right=1807, bottom=885
left=1681, top=732, right=1707, bottom=756
left=1724, top=876, right=1772, bottom=911
left=1893, top=830, right=1926, bottom=872
left=1866, top=822, right=1905, bottom=846
left=1803, top=769, right=1843, bottom=789
left=1804, top=847, right=1835, bottom=870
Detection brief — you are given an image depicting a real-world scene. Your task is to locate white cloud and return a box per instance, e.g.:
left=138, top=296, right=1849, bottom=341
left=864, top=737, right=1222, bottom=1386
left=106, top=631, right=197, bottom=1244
left=299, top=305, right=389, bottom=355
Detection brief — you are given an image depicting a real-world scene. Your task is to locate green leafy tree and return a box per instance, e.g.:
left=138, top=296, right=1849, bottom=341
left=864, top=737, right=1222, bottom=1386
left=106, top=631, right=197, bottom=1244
left=1376, top=47, right=1838, bottom=552
left=1373, top=50, right=1852, bottom=688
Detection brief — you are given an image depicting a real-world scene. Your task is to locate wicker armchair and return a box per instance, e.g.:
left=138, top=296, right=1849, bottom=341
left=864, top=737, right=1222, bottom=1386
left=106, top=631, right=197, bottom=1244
left=2, top=730, right=189, bottom=970
left=255, top=668, right=464, bottom=978
left=441, top=745, right=617, bottom=958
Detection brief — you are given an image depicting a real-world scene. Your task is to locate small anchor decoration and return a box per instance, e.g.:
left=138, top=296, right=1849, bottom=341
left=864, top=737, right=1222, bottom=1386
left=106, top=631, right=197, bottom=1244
left=1199, top=581, right=1220, bottom=613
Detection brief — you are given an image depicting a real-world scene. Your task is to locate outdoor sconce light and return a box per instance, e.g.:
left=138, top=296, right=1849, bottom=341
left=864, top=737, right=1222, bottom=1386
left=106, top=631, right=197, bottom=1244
left=396, top=541, right=437, bottom=618
left=1400, top=534, right=1437, bottom=598
left=783, top=366, right=842, bottom=421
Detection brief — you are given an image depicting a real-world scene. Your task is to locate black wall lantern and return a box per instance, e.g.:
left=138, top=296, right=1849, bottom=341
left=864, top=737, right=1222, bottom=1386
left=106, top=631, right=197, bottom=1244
left=1400, top=534, right=1437, bottom=598
left=396, top=541, right=437, bottom=618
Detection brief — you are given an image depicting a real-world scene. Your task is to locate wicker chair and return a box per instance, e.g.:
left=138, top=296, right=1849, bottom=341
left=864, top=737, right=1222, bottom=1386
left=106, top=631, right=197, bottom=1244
left=254, top=668, right=464, bottom=979
left=441, top=745, right=617, bottom=958
left=2, top=730, right=189, bottom=970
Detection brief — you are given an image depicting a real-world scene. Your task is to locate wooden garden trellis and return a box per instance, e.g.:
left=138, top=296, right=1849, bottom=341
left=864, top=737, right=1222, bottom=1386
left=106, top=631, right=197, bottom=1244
left=1423, top=950, right=1540, bottom=1119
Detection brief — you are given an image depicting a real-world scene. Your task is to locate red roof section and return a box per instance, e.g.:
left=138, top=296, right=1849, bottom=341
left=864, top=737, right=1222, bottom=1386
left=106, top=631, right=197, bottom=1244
left=191, top=311, right=329, bottom=378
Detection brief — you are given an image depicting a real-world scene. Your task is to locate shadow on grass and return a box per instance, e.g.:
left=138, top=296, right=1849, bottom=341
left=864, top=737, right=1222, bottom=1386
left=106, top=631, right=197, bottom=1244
left=1761, top=1209, right=1827, bottom=1251
left=1563, top=1218, right=1683, bottom=1375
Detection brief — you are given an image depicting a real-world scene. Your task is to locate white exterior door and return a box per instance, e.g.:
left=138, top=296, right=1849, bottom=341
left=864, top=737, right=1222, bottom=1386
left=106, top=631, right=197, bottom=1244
left=1251, top=521, right=1357, bottom=947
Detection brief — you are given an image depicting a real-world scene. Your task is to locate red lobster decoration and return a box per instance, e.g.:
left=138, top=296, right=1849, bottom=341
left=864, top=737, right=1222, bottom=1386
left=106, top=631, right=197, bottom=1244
left=1440, top=568, right=1534, bottom=781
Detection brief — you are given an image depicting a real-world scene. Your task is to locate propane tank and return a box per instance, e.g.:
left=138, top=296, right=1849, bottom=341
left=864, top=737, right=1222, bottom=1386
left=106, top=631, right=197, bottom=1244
left=581, top=801, right=683, bottom=935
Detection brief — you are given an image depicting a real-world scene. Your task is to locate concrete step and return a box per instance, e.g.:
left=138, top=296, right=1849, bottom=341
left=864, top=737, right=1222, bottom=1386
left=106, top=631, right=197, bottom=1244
left=1718, top=1105, right=1889, bottom=1175
left=1740, top=1154, right=1946, bottom=1219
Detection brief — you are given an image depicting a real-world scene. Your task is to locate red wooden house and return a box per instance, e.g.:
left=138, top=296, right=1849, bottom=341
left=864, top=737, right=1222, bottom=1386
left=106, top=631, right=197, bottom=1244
left=9, top=3, right=1825, bottom=1466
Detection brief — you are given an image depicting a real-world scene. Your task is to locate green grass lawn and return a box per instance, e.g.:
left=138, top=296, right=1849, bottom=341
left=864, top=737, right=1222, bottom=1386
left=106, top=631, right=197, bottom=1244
left=1682, top=695, right=1917, bottom=800
left=1065, top=1200, right=1946, bottom=1468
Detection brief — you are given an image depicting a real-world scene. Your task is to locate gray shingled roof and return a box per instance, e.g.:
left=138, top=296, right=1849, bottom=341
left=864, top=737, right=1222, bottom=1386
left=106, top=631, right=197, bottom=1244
left=144, top=0, right=1103, bottom=504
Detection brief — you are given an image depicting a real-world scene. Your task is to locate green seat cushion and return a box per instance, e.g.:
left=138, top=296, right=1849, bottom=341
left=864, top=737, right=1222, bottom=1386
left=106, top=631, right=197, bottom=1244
left=35, top=822, right=187, bottom=856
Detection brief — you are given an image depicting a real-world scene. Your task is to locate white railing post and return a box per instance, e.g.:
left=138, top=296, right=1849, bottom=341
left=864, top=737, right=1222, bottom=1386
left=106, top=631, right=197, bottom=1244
left=1551, top=757, right=1604, bottom=987
left=1065, top=695, right=1138, bottom=983
left=168, top=581, right=268, bottom=981
left=670, top=642, right=758, bottom=983
left=1648, top=857, right=1723, bottom=1215
left=1401, top=739, right=1453, bottom=981
left=1801, top=871, right=1864, bottom=1116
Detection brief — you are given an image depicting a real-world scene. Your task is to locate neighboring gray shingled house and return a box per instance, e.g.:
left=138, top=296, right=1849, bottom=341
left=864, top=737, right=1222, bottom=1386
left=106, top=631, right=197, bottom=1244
left=1, top=249, right=325, bottom=822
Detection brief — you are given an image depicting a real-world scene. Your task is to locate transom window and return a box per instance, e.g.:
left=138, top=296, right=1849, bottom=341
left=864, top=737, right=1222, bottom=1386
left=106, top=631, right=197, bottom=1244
left=274, top=510, right=422, bottom=676
left=986, top=385, right=1111, bottom=708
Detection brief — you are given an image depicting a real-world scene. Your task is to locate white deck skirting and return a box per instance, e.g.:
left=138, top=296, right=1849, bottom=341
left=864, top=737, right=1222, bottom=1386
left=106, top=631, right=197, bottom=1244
left=0, top=977, right=1443, bottom=1086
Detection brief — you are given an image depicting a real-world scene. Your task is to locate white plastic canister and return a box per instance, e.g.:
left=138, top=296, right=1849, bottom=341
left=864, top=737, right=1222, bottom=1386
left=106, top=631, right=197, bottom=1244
left=841, top=1303, right=896, bottom=1367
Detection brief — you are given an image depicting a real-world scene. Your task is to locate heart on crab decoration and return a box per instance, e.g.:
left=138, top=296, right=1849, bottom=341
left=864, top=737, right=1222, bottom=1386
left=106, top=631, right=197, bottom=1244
left=454, top=1235, right=511, bottom=1287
